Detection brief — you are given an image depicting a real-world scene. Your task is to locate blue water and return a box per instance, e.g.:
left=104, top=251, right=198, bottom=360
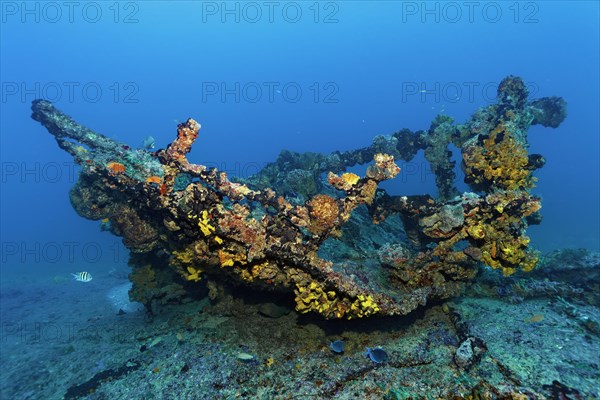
left=2, top=3, right=599, bottom=276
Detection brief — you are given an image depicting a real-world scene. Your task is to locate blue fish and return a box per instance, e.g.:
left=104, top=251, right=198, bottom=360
left=329, top=340, right=345, bottom=354
left=142, top=136, right=156, bottom=150
left=365, top=347, right=388, bottom=363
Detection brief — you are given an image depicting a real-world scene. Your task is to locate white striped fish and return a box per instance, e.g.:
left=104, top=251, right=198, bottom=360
left=71, top=271, right=93, bottom=282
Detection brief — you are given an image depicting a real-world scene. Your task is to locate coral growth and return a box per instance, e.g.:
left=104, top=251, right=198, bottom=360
left=106, top=161, right=126, bottom=174
left=31, top=75, right=566, bottom=319
left=128, top=265, right=157, bottom=304
left=462, top=123, right=535, bottom=191
left=307, top=194, right=340, bottom=236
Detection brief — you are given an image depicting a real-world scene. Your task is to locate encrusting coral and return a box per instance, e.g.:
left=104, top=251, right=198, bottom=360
left=31, top=75, right=566, bottom=318
left=462, top=123, right=535, bottom=191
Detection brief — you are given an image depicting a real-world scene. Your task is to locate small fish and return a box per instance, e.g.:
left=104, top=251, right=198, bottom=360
left=71, top=271, right=93, bottom=283
left=525, top=314, right=544, bottom=323
left=236, top=352, right=255, bottom=363
left=142, top=136, right=156, bottom=150
left=330, top=340, right=345, bottom=354
left=365, top=347, right=388, bottom=363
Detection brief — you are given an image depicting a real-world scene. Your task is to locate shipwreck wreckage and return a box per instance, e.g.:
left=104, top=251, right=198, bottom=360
left=32, top=76, right=567, bottom=319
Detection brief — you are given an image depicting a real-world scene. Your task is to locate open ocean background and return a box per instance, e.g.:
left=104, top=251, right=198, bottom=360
left=0, top=3, right=598, bottom=291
